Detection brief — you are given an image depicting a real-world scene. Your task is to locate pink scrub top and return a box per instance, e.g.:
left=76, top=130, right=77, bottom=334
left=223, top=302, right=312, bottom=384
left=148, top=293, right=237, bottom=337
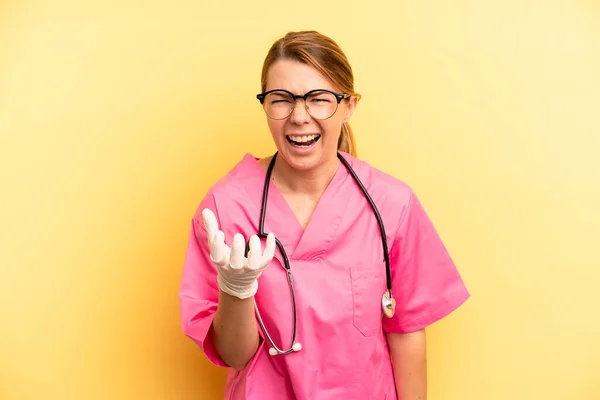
left=179, top=152, right=469, bottom=400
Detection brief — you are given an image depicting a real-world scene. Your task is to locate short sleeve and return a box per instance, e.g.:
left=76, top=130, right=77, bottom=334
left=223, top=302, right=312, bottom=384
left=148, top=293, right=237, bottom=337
left=382, top=189, right=470, bottom=333
left=178, top=192, right=229, bottom=367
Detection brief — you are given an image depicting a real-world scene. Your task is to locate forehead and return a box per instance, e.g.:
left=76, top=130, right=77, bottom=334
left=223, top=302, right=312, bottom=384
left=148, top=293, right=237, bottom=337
left=265, top=59, right=339, bottom=93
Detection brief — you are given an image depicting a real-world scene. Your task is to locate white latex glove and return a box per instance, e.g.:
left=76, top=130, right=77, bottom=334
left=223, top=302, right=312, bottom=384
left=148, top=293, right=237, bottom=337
left=201, top=208, right=276, bottom=299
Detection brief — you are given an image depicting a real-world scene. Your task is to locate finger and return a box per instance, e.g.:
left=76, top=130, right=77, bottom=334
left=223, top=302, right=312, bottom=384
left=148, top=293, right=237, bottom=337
left=210, top=230, right=226, bottom=263
left=229, top=233, right=246, bottom=269
left=246, top=235, right=261, bottom=269
left=201, top=208, right=219, bottom=242
left=263, top=232, right=276, bottom=262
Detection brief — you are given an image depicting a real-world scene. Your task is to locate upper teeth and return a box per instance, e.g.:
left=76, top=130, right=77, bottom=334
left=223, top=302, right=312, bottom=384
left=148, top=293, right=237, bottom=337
left=288, top=135, right=319, bottom=143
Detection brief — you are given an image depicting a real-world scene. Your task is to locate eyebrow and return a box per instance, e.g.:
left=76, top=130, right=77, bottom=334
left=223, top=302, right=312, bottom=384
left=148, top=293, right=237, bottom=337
left=264, top=88, right=339, bottom=95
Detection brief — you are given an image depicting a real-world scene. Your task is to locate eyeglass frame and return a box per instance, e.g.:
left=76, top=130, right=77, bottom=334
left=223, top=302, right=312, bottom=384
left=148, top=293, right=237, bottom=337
left=256, top=88, right=350, bottom=120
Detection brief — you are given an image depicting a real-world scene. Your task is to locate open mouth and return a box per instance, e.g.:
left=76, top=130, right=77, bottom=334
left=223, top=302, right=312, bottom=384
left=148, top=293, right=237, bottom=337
left=286, top=134, right=321, bottom=147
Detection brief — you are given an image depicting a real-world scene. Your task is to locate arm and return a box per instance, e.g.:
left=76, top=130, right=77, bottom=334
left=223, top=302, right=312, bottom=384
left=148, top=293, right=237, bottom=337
left=211, top=290, right=260, bottom=370
left=383, top=189, right=469, bottom=398
left=387, top=329, right=427, bottom=400
left=180, top=199, right=270, bottom=371
left=201, top=208, right=275, bottom=371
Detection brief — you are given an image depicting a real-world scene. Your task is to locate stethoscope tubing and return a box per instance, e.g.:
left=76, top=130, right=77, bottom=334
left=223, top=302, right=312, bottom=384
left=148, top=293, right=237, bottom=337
left=246, top=151, right=393, bottom=355
left=336, top=153, right=392, bottom=292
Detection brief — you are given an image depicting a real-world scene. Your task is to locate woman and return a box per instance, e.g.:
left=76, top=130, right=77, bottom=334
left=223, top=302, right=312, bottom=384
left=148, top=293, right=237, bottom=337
left=179, top=30, right=469, bottom=399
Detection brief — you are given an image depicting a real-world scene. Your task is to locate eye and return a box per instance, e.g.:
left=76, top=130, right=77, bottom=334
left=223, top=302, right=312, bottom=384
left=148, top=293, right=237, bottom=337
left=308, top=91, right=335, bottom=104
left=267, top=93, right=293, bottom=105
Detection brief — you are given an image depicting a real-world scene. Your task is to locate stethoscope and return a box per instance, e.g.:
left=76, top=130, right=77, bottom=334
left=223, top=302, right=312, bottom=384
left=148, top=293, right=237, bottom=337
left=245, top=151, right=396, bottom=356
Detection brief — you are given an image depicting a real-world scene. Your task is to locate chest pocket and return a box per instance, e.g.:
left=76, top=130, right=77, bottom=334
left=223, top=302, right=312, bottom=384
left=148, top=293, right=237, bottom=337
left=350, top=263, right=387, bottom=337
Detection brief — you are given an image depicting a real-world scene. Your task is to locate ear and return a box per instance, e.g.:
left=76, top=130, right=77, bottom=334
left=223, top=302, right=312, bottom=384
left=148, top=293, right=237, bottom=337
left=343, top=96, right=359, bottom=123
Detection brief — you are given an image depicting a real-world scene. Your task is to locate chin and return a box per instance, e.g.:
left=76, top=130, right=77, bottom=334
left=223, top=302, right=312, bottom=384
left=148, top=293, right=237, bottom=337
left=279, top=152, right=321, bottom=171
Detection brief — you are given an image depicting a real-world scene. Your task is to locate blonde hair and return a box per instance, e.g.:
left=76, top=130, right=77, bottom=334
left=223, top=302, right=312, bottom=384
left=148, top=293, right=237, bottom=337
left=260, top=31, right=360, bottom=157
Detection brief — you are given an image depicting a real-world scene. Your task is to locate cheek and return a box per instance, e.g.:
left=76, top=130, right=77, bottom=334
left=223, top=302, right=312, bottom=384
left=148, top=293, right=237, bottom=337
left=267, top=119, right=285, bottom=138
left=320, top=119, right=344, bottom=142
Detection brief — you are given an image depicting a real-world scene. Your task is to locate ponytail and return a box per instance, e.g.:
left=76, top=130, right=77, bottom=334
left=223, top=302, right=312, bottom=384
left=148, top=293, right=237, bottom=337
left=338, top=122, right=357, bottom=157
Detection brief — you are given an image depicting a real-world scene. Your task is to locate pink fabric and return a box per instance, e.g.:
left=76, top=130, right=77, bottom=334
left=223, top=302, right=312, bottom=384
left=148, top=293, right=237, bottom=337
left=179, top=152, right=470, bottom=399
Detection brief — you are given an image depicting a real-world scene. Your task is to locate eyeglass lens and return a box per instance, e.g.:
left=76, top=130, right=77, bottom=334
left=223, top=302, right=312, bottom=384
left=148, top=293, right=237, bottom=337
left=262, top=90, right=339, bottom=120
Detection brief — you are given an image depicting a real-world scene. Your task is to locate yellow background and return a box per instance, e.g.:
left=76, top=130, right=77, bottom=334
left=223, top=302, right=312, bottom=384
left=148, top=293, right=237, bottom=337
left=1, top=0, right=599, bottom=399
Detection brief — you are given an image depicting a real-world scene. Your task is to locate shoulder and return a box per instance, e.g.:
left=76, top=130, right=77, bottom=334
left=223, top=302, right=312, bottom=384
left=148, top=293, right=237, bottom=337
left=338, top=151, right=420, bottom=247
left=339, top=151, right=415, bottom=207
left=192, top=153, right=260, bottom=221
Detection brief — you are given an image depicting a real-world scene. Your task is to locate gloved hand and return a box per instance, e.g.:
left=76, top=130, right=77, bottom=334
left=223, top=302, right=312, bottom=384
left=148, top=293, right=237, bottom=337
left=201, top=208, right=276, bottom=299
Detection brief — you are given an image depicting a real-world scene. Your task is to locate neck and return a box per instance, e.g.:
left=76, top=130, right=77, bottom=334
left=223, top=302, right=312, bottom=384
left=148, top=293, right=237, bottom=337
left=271, top=154, right=340, bottom=196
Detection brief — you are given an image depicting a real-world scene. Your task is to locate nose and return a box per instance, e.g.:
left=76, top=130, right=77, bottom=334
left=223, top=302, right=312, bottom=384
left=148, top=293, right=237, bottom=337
left=289, top=99, right=311, bottom=124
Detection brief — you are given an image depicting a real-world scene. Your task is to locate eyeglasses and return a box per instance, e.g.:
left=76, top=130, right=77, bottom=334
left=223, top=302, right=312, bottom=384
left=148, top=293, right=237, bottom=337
left=256, top=89, right=349, bottom=120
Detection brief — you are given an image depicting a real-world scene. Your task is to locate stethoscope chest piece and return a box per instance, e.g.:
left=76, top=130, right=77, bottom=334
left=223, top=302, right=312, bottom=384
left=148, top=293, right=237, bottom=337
left=382, top=291, right=396, bottom=318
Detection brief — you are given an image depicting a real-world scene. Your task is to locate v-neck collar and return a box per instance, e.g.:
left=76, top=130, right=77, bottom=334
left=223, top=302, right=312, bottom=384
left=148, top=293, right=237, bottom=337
left=243, top=153, right=352, bottom=261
